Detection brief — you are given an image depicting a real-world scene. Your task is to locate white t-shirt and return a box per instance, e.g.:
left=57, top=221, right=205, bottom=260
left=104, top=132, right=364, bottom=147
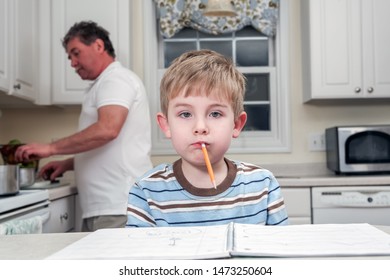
left=74, top=61, right=153, bottom=219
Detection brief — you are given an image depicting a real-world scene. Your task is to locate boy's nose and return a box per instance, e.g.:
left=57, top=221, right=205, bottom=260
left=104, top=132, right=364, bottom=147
left=193, top=119, right=209, bottom=135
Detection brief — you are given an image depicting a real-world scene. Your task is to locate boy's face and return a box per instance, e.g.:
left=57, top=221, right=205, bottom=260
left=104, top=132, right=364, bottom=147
left=157, top=91, right=247, bottom=167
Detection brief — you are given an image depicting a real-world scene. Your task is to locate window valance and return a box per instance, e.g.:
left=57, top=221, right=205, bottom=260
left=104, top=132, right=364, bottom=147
left=155, top=0, right=279, bottom=38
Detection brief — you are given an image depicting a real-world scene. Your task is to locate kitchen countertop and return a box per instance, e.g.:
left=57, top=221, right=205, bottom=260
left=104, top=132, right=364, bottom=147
left=47, top=183, right=77, bottom=200
left=259, top=162, right=390, bottom=187
left=22, top=180, right=77, bottom=200
left=22, top=174, right=390, bottom=195
left=276, top=174, right=390, bottom=187
left=1, top=225, right=390, bottom=260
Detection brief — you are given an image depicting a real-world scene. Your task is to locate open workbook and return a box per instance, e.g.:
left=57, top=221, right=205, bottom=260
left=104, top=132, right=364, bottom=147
left=47, top=223, right=390, bottom=260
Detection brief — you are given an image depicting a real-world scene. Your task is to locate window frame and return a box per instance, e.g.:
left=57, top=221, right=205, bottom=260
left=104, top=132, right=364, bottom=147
left=142, top=0, right=290, bottom=155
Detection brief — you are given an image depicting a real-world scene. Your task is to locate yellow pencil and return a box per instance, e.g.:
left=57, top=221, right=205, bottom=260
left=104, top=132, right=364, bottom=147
left=201, top=143, right=217, bottom=189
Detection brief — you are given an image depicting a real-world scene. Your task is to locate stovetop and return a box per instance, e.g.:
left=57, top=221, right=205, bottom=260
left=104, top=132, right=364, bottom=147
left=0, top=189, right=49, bottom=213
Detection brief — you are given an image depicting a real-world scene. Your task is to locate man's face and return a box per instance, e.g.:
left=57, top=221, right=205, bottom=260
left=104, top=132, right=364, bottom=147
left=65, top=37, right=101, bottom=80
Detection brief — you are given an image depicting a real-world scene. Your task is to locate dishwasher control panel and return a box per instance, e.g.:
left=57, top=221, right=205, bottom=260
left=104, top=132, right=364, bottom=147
left=312, top=186, right=390, bottom=208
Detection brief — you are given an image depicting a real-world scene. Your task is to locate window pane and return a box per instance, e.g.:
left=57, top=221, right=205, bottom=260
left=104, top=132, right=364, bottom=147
left=200, top=41, right=232, bottom=59
left=236, top=40, right=269, bottom=66
left=243, top=104, right=270, bottom=131
left=164, top=41, right=197, bottom=67
left=244, top=74, right=269, bottom=101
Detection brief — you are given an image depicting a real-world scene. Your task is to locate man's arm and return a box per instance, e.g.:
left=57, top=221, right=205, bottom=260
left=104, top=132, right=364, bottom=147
left=15, top=105, right=128, bottom=161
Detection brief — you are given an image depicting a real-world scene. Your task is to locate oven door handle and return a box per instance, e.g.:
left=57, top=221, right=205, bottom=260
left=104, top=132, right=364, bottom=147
left=41, top=211, right=50, bottom=224
left=0, top=200, right=50, bottom=221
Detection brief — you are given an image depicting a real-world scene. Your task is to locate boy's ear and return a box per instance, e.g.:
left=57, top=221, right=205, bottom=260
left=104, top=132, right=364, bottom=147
left=156, top=112, right=172, bottom=138
left=232, top=112, right=247, bottom=138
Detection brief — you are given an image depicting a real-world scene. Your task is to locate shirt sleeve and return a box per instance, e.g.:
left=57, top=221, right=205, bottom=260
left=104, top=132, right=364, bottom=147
left=266, top=174, right=289, bottom=226
left=126, top=182, right=156, bottom=227
left=96, top=71, right=137, bottom=109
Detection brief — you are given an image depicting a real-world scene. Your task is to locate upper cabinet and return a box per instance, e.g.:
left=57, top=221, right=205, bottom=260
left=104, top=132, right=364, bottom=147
left=301, top=0, right=390, bottom=101
left=51, top=0, right=131, bottom=104
left=0, top=0, right=11, bottom=92
left=0, top=0, right=39, bottom=102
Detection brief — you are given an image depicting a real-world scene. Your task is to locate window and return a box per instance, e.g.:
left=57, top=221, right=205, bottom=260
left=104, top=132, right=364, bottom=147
left=162, top=26, right=273, bottom=132
left=142, top=0, right=290, bottom=155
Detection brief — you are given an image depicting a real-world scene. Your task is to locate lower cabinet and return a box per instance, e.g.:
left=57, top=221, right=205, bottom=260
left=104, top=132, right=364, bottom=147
left=281, top=188, right=312, bottom=225
left=46, top=195, right=76, bottom=233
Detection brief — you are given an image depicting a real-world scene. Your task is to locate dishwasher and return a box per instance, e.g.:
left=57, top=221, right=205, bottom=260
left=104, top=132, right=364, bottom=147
left=312, top=186, right=390, bottom=226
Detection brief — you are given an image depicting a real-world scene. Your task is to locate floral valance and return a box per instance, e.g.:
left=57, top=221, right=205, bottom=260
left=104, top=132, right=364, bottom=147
left=154, top=0, right=279, bottom=38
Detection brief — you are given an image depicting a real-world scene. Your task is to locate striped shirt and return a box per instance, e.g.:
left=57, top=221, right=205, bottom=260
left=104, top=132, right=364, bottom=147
left=126, top=158, right=288, bottom=227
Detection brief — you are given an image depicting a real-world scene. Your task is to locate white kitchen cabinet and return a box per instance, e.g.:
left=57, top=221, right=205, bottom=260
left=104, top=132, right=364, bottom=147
left=46, top=195, right=76, bottom=233
left=281, top=187, right=311, bottom=225
left=0, top=0, right=39, bottom=102
left=301, top=0, right=390, bottom=101
left=0, top=0, right=11, bottom=93
left=51, top=0, right=131, bottom=104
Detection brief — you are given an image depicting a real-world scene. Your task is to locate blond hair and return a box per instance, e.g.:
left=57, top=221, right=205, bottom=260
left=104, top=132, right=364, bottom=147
left=160, top=49, right=246, bottom=119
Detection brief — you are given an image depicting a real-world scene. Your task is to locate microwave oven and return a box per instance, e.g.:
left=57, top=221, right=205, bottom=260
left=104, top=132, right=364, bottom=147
left=325, top=125, right=390, bottom=174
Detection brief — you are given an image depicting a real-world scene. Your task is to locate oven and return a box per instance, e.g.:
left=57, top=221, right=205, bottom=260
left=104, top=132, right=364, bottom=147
left=0, top=189, right=50, bottom=234
left=312, top=186, right=390, bottom=226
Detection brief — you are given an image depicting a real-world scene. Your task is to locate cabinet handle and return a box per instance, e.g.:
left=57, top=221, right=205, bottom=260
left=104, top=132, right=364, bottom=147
left=60, top=213, right=69, bottom=221
left=354, top=87, right=361, bottom=93
left=367, top=87, right=374, bottom=93
left=13, top=84, right=21, bottom=90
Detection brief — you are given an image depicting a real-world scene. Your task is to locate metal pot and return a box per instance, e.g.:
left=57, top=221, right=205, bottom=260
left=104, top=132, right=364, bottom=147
left=0, top=165, right=20, bottom=196
left=20, top=167, right=36, bottom=187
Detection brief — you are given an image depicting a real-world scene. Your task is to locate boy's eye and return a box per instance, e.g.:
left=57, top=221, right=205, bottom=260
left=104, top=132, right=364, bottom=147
left=210, top=111, right=222, bottom=118
left=178, top=112, right=192, bottom=118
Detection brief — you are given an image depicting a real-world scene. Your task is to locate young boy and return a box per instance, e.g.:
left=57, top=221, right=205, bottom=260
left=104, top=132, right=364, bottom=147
left=127, top=50, right=288, bottom=227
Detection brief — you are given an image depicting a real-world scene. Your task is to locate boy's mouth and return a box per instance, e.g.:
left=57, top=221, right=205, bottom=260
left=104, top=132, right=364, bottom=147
left=193, top=142, right=208, bottom=149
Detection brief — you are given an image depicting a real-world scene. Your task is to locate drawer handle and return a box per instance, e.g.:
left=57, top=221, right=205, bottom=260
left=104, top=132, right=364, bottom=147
left=60, top=213, right=69, bottom=221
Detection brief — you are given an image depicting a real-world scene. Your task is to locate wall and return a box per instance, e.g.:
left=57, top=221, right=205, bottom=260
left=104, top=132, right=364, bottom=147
left=1, top=0, right=390, bottom=169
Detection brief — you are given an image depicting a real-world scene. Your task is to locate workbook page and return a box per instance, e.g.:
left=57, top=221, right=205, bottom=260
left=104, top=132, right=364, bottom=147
left=231, top=223, right=390, bottom=257
left=47, top=224, right=231, bottom=260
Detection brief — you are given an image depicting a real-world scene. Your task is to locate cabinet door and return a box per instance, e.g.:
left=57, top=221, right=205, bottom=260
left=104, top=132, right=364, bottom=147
left=361, top=0, right=390, bottom=97
left=281, top=188, right=311, bottom=225
left=0, top=0, right=11, bottom=92
left=302, top=0, right=362, bottom=101
left=9, top=0, right=39, bottom=101
left=51, top=0, right=130, bottom=104
left=46, top=195, right=76, bottom=233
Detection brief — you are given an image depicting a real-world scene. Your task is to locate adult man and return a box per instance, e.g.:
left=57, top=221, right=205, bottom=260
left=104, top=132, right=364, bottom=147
left=16, top=21, right=153, bottom=231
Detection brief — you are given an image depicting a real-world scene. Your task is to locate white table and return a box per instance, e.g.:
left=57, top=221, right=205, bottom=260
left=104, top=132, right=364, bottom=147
left=1, top=225, right=390, bottom=260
